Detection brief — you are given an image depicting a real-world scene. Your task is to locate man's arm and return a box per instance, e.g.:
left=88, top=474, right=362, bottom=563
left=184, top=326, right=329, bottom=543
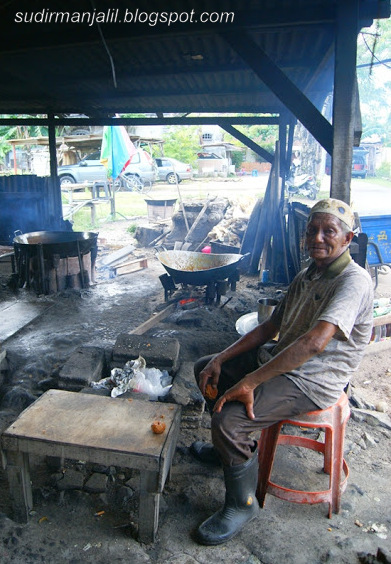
left=214, top=320, right=338, bottom=419
left=198, top=318, right=279, bottom=396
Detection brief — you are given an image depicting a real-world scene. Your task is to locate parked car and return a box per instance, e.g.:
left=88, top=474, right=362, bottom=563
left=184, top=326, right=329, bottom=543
left=351, top=149, right=368, bottom=179
left=155, top=157, right=193, bottom=184
left=58, top=149, right=157, bottom=186
left=324, top=148, right=368, bottom=179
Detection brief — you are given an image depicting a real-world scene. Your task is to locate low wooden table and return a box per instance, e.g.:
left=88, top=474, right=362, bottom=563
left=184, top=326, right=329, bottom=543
left=1, top=389, right=181, bottom=543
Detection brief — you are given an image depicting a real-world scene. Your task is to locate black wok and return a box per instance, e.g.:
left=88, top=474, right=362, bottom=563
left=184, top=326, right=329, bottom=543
left=13, top=231, right=98, bottom=259
left=157, top=250, right=249, bottom=285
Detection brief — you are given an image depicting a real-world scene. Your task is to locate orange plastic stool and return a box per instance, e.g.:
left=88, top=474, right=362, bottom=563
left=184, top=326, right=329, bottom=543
left=256, top=393, right=350, bottom=518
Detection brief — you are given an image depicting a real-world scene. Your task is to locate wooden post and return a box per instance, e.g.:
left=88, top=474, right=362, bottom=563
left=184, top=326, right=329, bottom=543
left=139, top=470, right=160, bottom=543
left=48, top=113, right=63, bottom=228
left=90, top=202, right=97, bottom=227
left=331, top=0, right=360, bottom=203
left=4, top=451, right=33, bottom=523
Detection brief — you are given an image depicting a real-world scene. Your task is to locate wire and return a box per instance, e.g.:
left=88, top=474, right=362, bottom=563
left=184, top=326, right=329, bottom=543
left=359, top=23, right=391, bottom=72
left=89, top=0, right=117, bottom=89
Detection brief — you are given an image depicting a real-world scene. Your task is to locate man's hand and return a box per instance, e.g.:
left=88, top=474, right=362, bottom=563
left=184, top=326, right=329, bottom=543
left=213, top=379, right=256, bottom=420
left=198, top=356, right=222, bottom=397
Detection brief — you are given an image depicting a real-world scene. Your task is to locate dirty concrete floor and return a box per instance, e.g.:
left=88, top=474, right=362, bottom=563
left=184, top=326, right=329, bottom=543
left=0, top=224, right=390, bottom=564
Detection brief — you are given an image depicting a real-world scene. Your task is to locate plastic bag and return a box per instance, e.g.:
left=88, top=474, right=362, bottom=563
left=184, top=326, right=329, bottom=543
left=92, top=356, right=172, bottom=400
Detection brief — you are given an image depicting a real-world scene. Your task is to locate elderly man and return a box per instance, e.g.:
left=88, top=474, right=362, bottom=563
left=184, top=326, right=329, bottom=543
left=192, top=198, right=373, bottom=545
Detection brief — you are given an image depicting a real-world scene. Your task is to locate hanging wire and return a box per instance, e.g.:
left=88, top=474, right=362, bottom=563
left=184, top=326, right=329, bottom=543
left=360, top=21, right=391, bottom=74
left=89, top=0, right=117, bottom=88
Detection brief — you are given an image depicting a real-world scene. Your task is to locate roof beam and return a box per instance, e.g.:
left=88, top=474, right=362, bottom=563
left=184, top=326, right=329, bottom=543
left=0, top=60, right=318, bottom=87
left=0, top=116, right=280, bottom=127
left=221, top=31, right=333, bottom=155
left=220, top=125, right=274, bottom=163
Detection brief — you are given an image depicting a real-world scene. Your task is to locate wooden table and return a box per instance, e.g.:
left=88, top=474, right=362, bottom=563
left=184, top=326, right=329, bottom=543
left=1, top=389, right=181, bottom=543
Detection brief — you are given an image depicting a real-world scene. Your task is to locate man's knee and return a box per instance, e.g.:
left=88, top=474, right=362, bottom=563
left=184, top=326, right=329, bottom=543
left=211, top=407, right=231, bottom=442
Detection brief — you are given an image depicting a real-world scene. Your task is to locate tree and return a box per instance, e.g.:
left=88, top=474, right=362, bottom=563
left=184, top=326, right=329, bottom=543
left=357, top=19, right=391, bottom=146
left=161, top=125, right=201, bottom=165
left=0, top=116, right=48, bottom=170
left=222, top=122, right=278, bottom=162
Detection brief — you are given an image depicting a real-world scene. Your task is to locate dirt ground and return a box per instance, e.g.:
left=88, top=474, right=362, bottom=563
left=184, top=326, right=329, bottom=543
left=0, top=217, right=390, bottom=564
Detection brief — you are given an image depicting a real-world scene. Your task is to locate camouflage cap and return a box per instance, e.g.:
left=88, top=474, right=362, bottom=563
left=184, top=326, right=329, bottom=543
left=308, top=198, right=355, bottom=230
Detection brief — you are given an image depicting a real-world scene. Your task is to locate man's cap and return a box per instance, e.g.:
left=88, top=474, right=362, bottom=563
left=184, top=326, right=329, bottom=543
left=308, top=198, right=355, bottom=230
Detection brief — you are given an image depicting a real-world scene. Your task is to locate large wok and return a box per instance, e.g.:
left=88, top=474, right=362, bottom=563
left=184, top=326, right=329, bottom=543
left=13, top=231, right=98, bottom=259
left=157, top=250, right=249, bottom=285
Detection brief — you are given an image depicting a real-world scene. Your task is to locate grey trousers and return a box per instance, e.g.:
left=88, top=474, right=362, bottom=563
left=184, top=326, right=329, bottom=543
left=194, top=351, right=318, bottom=466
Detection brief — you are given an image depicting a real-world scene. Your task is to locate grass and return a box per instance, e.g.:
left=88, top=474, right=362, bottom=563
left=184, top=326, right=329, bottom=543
left=64, top=179, right=262, bottom=231
left=64, top=174, right=390, bottom=232
left=64, top=190, right=149, bottom=231
left=360, top=176, right=391, bottom=188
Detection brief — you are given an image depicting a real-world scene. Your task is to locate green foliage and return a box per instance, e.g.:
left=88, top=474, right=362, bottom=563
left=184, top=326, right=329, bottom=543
left=230, top=150, right=244, bottom=169
left=222, top=122, right=277, bottom=162
left=376, top=161, right=391, bottom=179
left=0, top=116, right=50, bottom=168
left=357, top=19, right=391, bottom=145
left=162, top=126, right=200, bottom=165
left=127, top=223, right=137, bottom=234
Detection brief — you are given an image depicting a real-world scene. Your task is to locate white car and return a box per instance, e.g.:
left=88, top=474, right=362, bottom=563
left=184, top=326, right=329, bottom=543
left=155, top=157, right=193, bottom=184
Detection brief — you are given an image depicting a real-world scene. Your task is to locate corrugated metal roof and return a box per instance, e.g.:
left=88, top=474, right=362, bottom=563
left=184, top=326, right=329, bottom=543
left=0, top=0, right=388, bottom=116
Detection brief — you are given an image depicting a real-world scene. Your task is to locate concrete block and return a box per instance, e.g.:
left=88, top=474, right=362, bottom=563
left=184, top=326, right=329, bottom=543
left=84, top=472, right=108, bottom=493
left=53, top=468, right=84, bottom=491
left=58, top=346, right=106, bottom=392
left=112, top=334, right=180, bottom=374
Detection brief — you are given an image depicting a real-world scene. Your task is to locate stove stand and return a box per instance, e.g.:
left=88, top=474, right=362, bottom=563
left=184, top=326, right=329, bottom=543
left=159, top=269, right=240, bottom=304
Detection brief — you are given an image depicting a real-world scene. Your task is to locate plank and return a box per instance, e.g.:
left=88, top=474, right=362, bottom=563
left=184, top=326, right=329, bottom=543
left=0, top=301, right=53, bottom=343
left=97, top=244, right=135, bottom=268
left=109, top=258, right=148, bottom=277
left=130, top=303, right=176, bottom=335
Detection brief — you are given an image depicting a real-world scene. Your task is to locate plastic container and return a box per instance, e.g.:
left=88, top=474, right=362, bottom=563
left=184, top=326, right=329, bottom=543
left=145, top=199, right=177, bottom=221
left=210, top=241, right=240, bottom=254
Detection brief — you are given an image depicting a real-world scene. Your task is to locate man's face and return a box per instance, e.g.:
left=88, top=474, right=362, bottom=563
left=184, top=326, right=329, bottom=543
left=306, top=213, right=353, bottom=268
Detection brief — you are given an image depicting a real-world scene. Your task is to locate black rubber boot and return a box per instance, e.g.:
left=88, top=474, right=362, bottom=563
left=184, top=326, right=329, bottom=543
left=196, top=452, right=259, bottom=545
left=190, top=441, right=221, bottom=465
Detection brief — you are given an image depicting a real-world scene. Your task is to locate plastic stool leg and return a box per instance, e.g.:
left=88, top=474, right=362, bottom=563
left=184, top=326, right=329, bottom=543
left=257, top=423, right=281, bottom=507
left=329, top=417, right=347, bottom=517
left=324, top=427, right=332, bottom=475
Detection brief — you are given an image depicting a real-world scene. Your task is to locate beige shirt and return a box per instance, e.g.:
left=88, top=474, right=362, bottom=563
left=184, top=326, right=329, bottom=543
left=269, top=251, right=374, bottom=408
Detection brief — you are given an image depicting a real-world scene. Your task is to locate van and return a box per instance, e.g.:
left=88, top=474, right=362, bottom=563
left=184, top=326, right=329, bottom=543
left=324, top=148, right=368, bottom=179
left=351, top=149, right=368, bottom=179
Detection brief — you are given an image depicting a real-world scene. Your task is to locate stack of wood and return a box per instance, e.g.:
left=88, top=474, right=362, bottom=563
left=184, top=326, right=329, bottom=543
left=241, top=142, right=291, bottom=283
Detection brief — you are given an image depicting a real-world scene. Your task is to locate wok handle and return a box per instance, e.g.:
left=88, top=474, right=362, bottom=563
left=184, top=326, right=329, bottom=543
left=237, top=252, right=251, bottom=270
left=238, top=252, right=251, bottom=263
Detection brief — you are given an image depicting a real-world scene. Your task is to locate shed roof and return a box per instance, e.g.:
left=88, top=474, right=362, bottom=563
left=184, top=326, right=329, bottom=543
left=0, top=0, right=389, bottom=117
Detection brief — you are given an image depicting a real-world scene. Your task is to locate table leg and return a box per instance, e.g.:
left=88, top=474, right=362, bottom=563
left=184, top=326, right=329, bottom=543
left=138, top=470, right=160, bottom=543
left=5, top=451, right=33, bottom=523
